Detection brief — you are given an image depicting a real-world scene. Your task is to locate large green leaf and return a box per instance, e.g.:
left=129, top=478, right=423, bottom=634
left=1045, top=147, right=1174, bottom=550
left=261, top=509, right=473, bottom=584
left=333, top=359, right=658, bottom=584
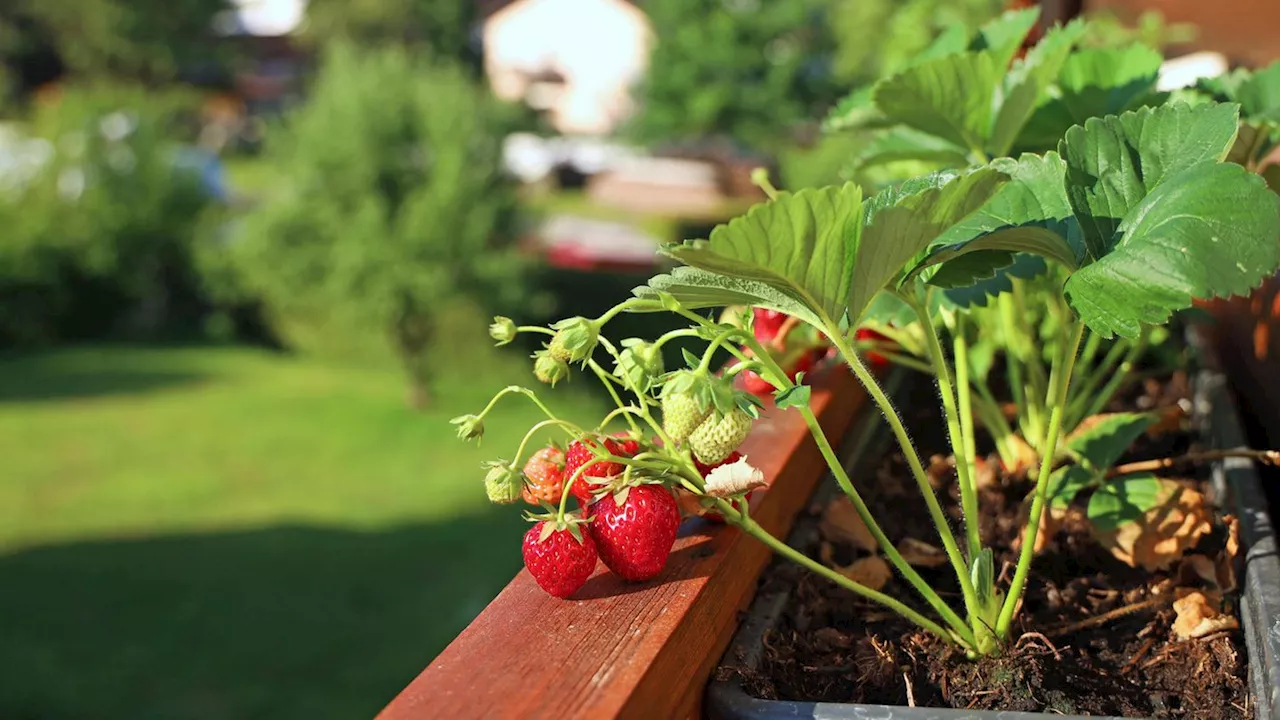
left=823, top=86, right=886, bottom=133
left=1236, top=61, right=1280, bottom=123
left=634, top=266, right=827, bottom=329
left=940, top=253, right=1048, bottom=308
left=874, top=52, right=1001, bottom=155
left=851, top=168, right=1008, bottom=322
left=988, top=19, right=1088, bottom=157
left=1063, top=412, right=1156, bottom=469
left=848, top=126, right=969, bottom=172
left=906, top=153, right=1083, bottom=279
left=1086, top=473, right=1162, bottom=531
left=969, top=7, right=1040, bottom=71
left=1059, top=102, right=1241, bottom=260
left=1016, top=44, right=1163, bottom=152
left=651, top=185, right=863, bottom=328
left=1047, top=464, right=1094, bottom=509
left=1064, top=161, right=1280, bottom=338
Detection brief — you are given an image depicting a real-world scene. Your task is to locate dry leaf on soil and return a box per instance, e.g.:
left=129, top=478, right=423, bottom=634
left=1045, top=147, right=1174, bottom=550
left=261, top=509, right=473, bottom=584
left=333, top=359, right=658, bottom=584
left=897, top=537, right=948, bottom=567
left=820, top=496, right=877, bottom=552
left=818, top=542, right=893, bottom=591
left=1092, top=479, right=1213, bottom=572
left=1172, top=589, right=1239, bottom=640
left=839, top=556, right=893, bottom=591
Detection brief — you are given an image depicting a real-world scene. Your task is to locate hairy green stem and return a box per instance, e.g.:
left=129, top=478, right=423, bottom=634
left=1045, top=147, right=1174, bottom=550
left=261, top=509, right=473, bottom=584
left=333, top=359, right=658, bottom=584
left=996, top=320, right=1084, bottom=638
left=1068, top=329, right=1148, bottom=428
left=587, top=359, right=641, bottom=434
left=905, top=293, right=980, bottom=562
left=825, top=325, right=981, bottom=632
left=732, top=509, right=967, bottom=647
left=661, top=302, right=975, bottom=642
left=953, top=319, right=981, bottom=555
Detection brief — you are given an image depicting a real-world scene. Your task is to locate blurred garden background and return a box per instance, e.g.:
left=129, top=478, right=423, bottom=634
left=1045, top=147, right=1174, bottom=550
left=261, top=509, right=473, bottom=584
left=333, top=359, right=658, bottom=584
left=0, top=0, right=1228, bottom=717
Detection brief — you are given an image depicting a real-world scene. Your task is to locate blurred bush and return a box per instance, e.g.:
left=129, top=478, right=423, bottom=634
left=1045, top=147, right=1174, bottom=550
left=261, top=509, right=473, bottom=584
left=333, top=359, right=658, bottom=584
left=232, top=43, right=528, bottom=408
left=0, top=85, right=221, bottom=345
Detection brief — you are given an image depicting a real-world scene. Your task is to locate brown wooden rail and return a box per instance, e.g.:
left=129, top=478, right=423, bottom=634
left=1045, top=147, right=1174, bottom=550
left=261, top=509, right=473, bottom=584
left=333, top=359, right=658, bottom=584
left=377, top=365, right=864, bottom=720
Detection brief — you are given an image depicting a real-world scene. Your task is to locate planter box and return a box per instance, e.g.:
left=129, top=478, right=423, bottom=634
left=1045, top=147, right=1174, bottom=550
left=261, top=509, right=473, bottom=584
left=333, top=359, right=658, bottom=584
left=707, top=352, right=1280, bottom=720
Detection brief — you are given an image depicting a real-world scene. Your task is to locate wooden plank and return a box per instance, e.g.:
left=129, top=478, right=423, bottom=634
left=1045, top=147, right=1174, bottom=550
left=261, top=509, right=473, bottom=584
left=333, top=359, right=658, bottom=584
left=377, top=365, right=864, bottom=720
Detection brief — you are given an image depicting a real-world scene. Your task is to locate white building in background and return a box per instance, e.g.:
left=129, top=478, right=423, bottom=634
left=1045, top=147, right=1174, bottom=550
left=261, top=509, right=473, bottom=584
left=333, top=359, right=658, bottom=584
left=483, top=0, right=652, bottom=136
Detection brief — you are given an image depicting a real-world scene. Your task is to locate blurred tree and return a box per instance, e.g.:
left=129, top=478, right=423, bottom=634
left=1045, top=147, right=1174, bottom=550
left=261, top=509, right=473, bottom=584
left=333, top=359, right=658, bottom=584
left=628, top=0, right=841, bottom=152
left=235, top=44, right=525, bottom=408
left=829, top=0, right=1005, bottom=85
left=0, top=0, right=231, bottom=91
left=301, top=0, right=478, bottom=66
left=0, top=85, right=217, bottom=344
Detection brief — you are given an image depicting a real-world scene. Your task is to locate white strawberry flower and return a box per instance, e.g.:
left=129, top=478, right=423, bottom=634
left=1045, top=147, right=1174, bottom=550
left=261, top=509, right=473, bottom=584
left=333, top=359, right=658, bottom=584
left=704, top=455, right=766, bottom=498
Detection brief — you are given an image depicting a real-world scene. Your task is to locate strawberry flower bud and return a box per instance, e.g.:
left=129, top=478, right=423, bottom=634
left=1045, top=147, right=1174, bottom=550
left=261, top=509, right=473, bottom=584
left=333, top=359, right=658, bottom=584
left=483, top=461, right=521, bottom=504
left=704, top=455, right=766, bottom=498
left=533, top=350, right=569, bottom=386
left=450, top=413, right=485, bottom=442
left=489, top=316, right=517, bottom=346
left=548, top=316, right=599, bottom=363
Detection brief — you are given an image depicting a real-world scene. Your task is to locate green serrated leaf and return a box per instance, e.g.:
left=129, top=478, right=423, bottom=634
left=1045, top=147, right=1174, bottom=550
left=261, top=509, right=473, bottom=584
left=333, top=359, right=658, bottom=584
left=774, top=383, right=812, bottom=410
left=1236, top=60, right=1280, bottom=124
left=1063, top=412, right=1157, bottom=469
left=989, top=18, right=1088, bottom=157
left=1086, top=472, right=1163, bottom=531
left=1047, top=464, right=1096, bottom=509
left=940, top=253, right=1048, bottom=308
left=634, top=266, right=822, bottom=326
left=658, top=185, right=864, bottom=328
left=854, top=167, right=1008, bottom=321
left=907, top=153, right=1083, bottom=279
left=1059, top=102, right=1242, bottom=260
left=848, top=126, right=970, bottom=172
left=1064, top=161, right=1280, bottom=338
left=874, top=52, right=1002, bottom=154
left=1017, top=44, right=1164, bottom=152
left=970, top=7, right=1040, bottom=67
left=823, top=85, right=888, bottom=133
left=681, top=348, right=701, bottom=368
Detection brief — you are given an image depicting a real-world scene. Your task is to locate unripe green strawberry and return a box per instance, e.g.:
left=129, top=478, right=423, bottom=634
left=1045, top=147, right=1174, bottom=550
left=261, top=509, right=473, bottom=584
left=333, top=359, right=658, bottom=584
left=689, top=409, right=753, bottom=465
left=483, top=461, right=521, bottom=504
left=547, top=317, right=598, bottom=363
left=533, top=350, right=569, bottom=386
left=662, top=391, right=710, bottom=444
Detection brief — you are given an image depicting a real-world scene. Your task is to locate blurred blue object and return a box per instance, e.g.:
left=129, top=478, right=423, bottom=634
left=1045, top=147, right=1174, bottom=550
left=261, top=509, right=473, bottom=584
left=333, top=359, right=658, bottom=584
left=173, top=146, right=229, bottom=203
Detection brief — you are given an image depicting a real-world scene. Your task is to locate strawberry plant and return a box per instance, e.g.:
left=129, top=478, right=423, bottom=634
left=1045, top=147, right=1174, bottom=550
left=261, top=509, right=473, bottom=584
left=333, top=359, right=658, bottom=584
left=455, top=14, right=1280, bottom=659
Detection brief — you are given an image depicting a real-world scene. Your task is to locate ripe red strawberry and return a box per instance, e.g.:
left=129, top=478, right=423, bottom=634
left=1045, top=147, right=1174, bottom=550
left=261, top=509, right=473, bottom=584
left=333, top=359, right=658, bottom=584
left=855, top=327, right=891, bottom=369
left=752, top=308, right=788, bottom=342
left=591, top=484, right=680, bottom=581
left=609, top=431, right=640, bottom=457
left=522, top=521, right=597, bottom=598
left=565, top=437, right=633, bottom=506
left=522, top=446, right=566, bottom=506
left=737, top=347, right=825, bottom=397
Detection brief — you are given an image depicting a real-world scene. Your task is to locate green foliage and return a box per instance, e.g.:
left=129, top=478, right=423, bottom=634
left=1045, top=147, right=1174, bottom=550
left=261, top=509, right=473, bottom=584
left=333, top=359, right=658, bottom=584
left=235, top=44, right=524, bottom=403
left=0, top=84, right=215, bottom=344
left=1191, top=60, right=1280, bottom=170
left=639, top=168, right=1007, bottom=333
left=1063, top=412, right=1157, bottom=469
left=0, top=0, right=230, bottom=85
left=829, top=0, right=1005, bottom=86
left=628, top=0, right=841, bottom=150
left=300, top=0, right=477, bottom=62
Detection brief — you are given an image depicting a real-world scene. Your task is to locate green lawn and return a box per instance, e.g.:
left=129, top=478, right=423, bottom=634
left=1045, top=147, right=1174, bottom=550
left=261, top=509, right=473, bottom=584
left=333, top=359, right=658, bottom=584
left=0, top=341, right=606, bottom=720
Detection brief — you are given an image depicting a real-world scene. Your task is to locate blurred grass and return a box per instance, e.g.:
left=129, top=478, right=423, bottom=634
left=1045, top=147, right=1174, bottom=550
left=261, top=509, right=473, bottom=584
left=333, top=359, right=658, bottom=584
left=0, top=315, right=608, bottom=719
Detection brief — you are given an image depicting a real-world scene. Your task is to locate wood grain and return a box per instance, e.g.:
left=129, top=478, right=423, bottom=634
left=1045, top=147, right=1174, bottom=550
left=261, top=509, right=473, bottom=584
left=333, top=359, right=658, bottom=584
left=376, top=365, right=864, bottom=720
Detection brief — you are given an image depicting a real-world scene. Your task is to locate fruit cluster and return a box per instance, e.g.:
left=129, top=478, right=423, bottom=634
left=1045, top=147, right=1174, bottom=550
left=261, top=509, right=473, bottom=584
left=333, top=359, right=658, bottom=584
left=456, top=307, right=790, bottom=599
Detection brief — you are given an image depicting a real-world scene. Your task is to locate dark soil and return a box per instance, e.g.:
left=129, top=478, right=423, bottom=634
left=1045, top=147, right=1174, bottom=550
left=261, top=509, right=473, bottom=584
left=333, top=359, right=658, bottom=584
left=718, top=373, right=1251, bottom=717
